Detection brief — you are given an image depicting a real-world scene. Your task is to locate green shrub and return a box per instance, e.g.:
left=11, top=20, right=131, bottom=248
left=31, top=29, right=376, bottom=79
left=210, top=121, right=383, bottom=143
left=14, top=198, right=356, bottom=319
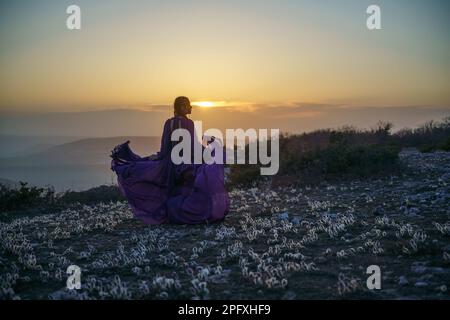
left=0, top=183, right=125, bottom=221
left=0, top=182, right=56, bottom=212
left=418, top=137, right=450, bottom=153
left=227, top=123, right=402, bottom=187
left=443, top=137, right=450, bottom=151
left=227, top=164, right=261, bottom=187
left=395, top=117, right=450, bottom=152
left=58, top=185, right=125, bottom=205
left=316, top=143, right=400, bottom=175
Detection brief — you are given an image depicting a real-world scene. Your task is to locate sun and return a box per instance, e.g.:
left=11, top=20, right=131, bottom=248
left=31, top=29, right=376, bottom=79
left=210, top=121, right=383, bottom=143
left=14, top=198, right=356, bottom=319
left=191, top=101, right=232, bottom=108
left=192, top=101, right=216, bottom=108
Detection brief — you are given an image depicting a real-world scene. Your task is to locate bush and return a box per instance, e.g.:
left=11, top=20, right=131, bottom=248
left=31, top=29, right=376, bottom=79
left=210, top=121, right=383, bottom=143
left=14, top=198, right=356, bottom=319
left=311, top=143, right=400, bottom=175
left=418, top=137, right=450, bottom=153
left=395, top=117, right=450, bottom=152
left=228, top=123, right=401, bottom=187
left=227, top=164, right=261, bottom=187
left=0, top=183, right=125, bottom=221
left=443, top=137, right=450, bottom=151
left=58, top=185, right=125, bottom=205
left=0, top=182, right=56, bottom=212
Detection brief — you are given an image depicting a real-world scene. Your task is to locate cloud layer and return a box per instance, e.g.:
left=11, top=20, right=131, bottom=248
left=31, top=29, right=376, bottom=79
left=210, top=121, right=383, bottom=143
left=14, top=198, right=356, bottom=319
left=1, top=103, right=448, bottom=137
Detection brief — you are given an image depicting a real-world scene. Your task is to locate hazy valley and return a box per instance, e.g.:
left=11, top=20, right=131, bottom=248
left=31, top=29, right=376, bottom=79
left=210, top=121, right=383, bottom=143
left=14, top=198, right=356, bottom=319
left=0, top=135, right=160, bottom=191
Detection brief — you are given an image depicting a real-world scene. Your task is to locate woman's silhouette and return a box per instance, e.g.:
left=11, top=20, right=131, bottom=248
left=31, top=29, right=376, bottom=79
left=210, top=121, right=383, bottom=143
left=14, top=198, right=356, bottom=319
left=110, top=96, right=229, bottom=224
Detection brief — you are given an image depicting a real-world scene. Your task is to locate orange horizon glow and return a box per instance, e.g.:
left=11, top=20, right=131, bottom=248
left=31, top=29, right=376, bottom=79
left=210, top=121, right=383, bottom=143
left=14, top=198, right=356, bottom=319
left=0, top=1, right=449, bottom=114
left=191, top=101, right=243, bottom=108
left=192, top=101, right=217, bottom=108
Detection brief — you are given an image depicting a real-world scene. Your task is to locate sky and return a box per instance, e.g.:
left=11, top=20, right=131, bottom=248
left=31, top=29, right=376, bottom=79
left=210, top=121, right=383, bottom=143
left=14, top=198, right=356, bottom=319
left=0, top=0, right=449, bottom=134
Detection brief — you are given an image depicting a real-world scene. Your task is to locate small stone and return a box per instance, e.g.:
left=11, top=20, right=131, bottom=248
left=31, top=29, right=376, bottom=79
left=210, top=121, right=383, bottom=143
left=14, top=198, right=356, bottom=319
left=339, top=266, right=352, bottom=271
left=418, top=274, right=433, bottom=283
left=411, top=265, right=427, bottom=274
left=372, top=207, right=382, bottom=216
left=327, top=213, right=337, bottom=220
left=414, top=281, right=429, bottom=287
left=395, top=296, right=420, bottom=300
left=315, top=256, right=326, bottom=263
left=282, top=291, right=297, bottom=300
left=278, top=212, right=289, bottom=220
left=428, top=267, right=446, bottom=274
left=398, top=276, right=409, bottom=286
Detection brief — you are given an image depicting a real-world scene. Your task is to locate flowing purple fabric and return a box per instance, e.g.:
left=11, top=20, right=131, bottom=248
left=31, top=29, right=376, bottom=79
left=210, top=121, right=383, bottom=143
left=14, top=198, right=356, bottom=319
left=110, top=116, right=229, bottom=225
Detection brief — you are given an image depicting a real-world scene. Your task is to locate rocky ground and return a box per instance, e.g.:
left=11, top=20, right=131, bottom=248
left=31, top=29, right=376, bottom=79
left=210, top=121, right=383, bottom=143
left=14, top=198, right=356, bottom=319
left=1, top=149, right=449, bottom=300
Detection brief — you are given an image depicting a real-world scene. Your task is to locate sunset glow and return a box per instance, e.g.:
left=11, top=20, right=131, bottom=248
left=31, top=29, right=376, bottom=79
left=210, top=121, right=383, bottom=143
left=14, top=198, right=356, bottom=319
left=192, top=101, right=231, bottom=108
left=0, top=0, right=448, bottom=115
left=192, top=101, right=216, bottom=108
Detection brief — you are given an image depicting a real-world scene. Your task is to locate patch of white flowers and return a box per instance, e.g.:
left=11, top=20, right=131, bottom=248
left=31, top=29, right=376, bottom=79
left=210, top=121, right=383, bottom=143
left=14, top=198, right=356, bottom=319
left=1, top=156, right=449, bottom=300
left=337, top=273, right=361, bottom=296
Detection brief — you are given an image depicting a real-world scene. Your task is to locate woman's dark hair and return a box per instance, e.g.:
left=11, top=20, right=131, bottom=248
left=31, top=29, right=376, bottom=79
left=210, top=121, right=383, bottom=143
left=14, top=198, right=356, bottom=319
left=174, top=96, right=190, bottom=116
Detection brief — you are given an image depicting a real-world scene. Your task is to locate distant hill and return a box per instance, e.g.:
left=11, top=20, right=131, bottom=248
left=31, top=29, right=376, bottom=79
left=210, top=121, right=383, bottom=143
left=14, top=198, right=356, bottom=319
left=0, top=135, right=84, bottom=158
left=0, top=136, right=160, bottom=166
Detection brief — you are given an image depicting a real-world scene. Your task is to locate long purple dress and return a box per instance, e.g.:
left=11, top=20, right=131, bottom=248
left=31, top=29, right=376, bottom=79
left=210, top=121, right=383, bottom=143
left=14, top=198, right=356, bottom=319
left=110, top=115, right=229, bottom=225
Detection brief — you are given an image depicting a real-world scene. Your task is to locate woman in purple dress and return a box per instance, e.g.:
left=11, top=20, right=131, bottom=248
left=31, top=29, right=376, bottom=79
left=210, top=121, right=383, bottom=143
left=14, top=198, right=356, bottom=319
left=110, top=96, right=229, bottom=225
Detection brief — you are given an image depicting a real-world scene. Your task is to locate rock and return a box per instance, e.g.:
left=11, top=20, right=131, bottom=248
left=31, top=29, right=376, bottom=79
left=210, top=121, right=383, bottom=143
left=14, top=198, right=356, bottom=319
left=278, top=212, right=289, bottom=220
left=428, top=267, right=446, bottom=274
left=411, top=265, right=427, bottom=274
left=327, top=213, right=338, bottom=220
left=401, top=206, right=410, bottom=214
left=372, top=206, right=383, bottom=216
left=412, top=261, right=430, bottom=267
left=291, top=217, right=301, bottom=225
left=418, top=274, right=433, bottom=281
left=398, top=276, right=409, bottom=286
left=48, top=288, right=82, bottom=300
left=414, top=281, right=429, bottom=287
left=339, top=266, right=352, bottom=271
left=315, top=256, right=326, bottom=263
left=395, top=296, right=420, bottom=300
left=282, top=291, right=297, bottom=300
